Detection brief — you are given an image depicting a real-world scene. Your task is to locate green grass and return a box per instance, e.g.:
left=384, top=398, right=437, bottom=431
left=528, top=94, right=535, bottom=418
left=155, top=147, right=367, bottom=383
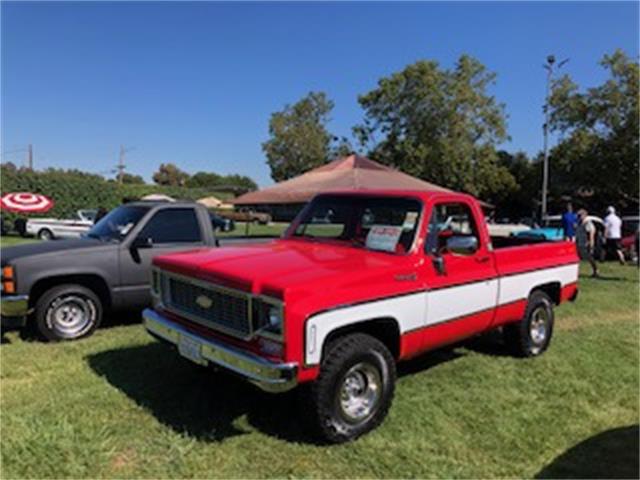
left=0, top=235, right=38, bottom=247
left=1, top=263, right=638, bottom=478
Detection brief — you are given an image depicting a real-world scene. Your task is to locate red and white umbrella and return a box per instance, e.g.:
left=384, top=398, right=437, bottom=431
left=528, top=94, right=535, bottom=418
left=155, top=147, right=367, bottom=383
left=0, top=192, right=55, bottom=213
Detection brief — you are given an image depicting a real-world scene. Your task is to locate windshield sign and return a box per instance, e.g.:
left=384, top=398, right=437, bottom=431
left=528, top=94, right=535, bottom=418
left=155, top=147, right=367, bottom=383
left=290, top=195, right=422, bottom=254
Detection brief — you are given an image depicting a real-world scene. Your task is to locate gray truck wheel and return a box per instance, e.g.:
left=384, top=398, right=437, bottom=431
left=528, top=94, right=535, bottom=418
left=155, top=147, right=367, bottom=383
left=308, top=333, right=396, bottom=443
left=34, top=284, right=102, bottom=341
left=504, top=290, right=554, bottom=357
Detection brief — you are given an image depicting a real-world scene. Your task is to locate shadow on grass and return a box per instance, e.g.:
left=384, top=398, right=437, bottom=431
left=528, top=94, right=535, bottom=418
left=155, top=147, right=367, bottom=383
left=87, top=342, right=317, bottom=444
left=536, top=425, right=639, bottom=479
left=87, top=341, right=466, bottom=444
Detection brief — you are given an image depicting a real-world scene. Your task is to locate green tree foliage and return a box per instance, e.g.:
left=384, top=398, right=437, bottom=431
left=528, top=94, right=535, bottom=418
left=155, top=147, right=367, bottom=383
left=120, top=172, right=145, bottom=184
left=548, top=49, right=639, bottom=207
left=355, top=55, right=516, bottom=201
left=496, top=150, right=540, bottom=219
left=152, top=163, right=190, bottom=186
left=186, top=171, right=257, bottom=193
left=0, top=165, right=232, bottom=221
left=263, top=92, right=335, bottom=182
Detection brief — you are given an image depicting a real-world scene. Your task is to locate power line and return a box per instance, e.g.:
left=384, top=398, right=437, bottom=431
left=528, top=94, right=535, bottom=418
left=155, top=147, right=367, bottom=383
left=116, top=145, right=135, bottom=184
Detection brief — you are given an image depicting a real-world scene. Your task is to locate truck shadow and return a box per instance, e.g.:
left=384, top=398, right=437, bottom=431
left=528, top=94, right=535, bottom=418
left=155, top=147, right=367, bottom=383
left=87, top=342, right=318, bottom=444
left=86, top=341, right=464, bottom=444
left=535, top=424, right=639, bottom=479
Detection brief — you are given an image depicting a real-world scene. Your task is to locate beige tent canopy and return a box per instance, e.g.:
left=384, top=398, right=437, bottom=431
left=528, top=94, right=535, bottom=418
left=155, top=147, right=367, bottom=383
left=233, top=155, right=453, bottom=206
left=197, top=195, right=223, bottom=208
left=141, top=193, right=176, bottom=202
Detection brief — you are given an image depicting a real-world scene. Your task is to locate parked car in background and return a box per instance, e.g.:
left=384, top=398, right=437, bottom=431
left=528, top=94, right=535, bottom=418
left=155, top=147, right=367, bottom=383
left=25, top=209, right=98, bottom=240
left=0, top=201, right=248, bottom=341
left=144, top=190, right=579, bottom=443
left=621, top=215, right=639, bottom=262
left=219, top=208, right=272, bottom=225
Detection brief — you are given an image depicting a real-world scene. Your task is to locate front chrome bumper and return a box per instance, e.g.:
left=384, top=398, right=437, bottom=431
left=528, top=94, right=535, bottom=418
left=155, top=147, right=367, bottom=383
left=143, top=308, right=298, bottom=393
left=1, top=295, right=29, bottom=328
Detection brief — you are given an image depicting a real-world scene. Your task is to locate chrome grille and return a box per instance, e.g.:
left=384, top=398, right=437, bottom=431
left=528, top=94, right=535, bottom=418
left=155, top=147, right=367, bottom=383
left=161, top=273, right=252, bottom=338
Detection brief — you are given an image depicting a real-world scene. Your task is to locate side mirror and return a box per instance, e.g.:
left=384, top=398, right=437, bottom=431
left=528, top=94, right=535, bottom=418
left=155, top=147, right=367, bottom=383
left=446, top=235, right=478, bottom=255
left=131, top=236, right=153, bottom=249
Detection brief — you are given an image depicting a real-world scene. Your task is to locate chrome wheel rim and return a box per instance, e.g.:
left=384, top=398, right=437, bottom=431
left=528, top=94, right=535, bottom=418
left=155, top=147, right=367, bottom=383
left=46, top=295, right=96, bottom=338
left=529, top=306, right=549, bottom=346
left=337, top=362, right=381, bottom=424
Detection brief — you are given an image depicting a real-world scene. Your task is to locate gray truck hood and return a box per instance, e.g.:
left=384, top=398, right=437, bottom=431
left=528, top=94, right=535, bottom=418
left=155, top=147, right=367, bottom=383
left=1, top=238, right=113, bottom=265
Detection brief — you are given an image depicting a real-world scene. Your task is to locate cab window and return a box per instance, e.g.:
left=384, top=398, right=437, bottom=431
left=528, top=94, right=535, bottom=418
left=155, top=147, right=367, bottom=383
left=138, top=208, right=202, bottom=244
left=425, top=203, right=479, bottom=255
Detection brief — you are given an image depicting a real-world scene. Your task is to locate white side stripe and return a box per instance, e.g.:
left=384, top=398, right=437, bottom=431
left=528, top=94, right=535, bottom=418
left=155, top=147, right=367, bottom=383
left=498, top=263, right=578, bottom=305
left=304, top=263, right=579, bottom=366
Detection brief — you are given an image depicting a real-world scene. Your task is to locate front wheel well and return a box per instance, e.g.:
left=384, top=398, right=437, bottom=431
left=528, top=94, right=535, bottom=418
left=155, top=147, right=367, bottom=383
left=530, top=282, right=561, bottom=305
left=321, top=317, right=401, bottom=360
left=29, top=274, right=111, bottom=311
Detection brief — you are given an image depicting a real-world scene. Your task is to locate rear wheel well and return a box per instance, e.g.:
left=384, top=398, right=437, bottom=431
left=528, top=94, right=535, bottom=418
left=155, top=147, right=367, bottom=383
left=29, top=274, right=111, bottom=311
left=530, top=282, right=561, bottom=305
left=322, top=317, right=401, bottom=360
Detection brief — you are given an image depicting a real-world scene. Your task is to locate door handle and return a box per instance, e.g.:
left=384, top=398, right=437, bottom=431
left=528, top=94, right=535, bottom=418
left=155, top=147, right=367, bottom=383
left=476, top=255, right=490, bottom=263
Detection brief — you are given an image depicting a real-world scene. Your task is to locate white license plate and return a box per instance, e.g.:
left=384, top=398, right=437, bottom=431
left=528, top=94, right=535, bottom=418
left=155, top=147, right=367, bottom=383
left=178, top=335, right=206, bottom=365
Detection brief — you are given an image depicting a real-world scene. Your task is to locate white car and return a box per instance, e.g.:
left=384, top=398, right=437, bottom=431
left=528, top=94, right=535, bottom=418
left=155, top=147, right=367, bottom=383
left=26, top=209, right=98, bottom=240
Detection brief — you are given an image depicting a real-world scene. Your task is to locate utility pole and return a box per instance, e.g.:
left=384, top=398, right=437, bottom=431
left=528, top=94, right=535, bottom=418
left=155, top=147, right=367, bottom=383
left=27, top=144, right=33, bottom=170
left=116, top=145, right=134, bottom=184
left=541, top=55, right=568, bottom=222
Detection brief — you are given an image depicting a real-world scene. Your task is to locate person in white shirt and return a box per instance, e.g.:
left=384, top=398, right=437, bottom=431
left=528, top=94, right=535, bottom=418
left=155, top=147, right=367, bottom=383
left=577, top=209, right=599, bottom=277
left=604, top=206, right=625, bottom=265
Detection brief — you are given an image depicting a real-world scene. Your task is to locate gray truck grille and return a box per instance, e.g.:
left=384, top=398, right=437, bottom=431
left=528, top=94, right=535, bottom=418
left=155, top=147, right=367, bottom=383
left=163, top=275, right=251, bottom=338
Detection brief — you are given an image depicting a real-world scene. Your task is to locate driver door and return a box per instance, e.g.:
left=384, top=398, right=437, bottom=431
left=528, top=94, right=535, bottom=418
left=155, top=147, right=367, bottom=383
left=118, top=207, right=205, bottom=308
left=422, top=200, right=498, bottom=348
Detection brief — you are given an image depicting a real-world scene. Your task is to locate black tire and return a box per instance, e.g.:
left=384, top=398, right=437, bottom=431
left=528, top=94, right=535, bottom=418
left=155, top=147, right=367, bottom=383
left=307, top=333, right=396, bottom=443
left=38, top=229, right=54, bottom=241
left=33, top=284, right=103, bottom=341
left=504, top=290, right=554, bottom=357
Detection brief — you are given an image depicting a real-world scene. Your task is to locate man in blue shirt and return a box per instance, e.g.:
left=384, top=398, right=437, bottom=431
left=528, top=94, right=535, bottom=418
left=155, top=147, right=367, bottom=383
left=561, top=203, right=578, bottom=241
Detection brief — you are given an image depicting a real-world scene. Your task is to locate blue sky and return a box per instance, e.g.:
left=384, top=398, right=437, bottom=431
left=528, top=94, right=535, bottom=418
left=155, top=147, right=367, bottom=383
left=2, top=1, right=638, bottom=186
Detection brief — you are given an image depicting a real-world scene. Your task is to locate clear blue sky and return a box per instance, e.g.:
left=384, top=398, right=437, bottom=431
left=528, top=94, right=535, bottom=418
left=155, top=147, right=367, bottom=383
left=2, top=1, right=638, bottom=186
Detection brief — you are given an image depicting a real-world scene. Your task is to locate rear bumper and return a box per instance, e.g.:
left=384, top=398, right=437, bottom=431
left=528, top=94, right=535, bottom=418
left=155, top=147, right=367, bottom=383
left=143, top=308, right=298, bottom=393
left=1, top=295, right=29, bottom=329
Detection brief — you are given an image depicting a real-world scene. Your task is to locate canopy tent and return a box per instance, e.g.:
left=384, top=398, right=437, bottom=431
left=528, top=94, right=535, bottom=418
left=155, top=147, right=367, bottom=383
left=233, top=155, right=454, bottom=206
left=197, top=195, right=223, bottom=208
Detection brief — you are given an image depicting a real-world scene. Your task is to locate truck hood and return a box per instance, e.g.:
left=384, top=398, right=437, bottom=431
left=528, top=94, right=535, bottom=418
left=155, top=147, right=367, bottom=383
left=2, top=238, right=113, bottom=264
left=154, top=239, right=418, bottom=296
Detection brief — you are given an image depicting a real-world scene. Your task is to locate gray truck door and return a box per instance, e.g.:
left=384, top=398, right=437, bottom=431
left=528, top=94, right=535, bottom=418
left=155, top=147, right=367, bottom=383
left=118, top=207, right=206, bottom=308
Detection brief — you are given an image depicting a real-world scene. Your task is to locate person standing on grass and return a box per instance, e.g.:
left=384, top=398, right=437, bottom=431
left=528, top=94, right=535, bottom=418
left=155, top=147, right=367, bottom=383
left=604, top=206, right=625, bottom=265
left=561, top=202, right=578, bottom=241
left=577, top=209, right=599, bottom=278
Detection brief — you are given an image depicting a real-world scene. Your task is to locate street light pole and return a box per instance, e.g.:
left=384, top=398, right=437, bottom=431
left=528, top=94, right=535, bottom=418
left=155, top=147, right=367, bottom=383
left=541, top=54, right=568, bottom=223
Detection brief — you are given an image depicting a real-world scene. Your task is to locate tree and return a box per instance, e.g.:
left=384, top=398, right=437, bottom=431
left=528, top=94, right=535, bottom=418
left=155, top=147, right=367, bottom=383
left=354, top=55, right=516, bottom=201
left=120, top=173, right=145, bottom=184
left=548, top=49, right=639, bottom=208
left=186, top=171, right=222, bottom=188
left=263, top=92, right=335, bottom=182
left=152, top=163, right=189, bottom=186
left=496, top=150, right=539, bottom=219
left=186, top=171, right=257, bottom=193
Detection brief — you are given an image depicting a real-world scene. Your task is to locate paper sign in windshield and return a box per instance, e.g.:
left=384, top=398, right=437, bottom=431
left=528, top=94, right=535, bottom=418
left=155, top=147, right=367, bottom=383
left=366, top=225, right=403, bottom=252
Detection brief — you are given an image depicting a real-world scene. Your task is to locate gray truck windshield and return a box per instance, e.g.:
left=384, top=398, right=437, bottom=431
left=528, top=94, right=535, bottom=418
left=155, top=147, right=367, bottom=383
left=87, top=205, right=149, bottom=242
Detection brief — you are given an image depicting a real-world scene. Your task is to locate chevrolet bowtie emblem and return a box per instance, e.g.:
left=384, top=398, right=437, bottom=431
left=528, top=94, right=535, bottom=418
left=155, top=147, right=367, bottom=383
left=196, top=295, right=213, bottom=309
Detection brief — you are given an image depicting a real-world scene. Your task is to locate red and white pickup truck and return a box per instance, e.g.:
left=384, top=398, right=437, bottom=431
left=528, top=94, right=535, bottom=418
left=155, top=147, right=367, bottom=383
left=144, top=190, right=579, bottom=442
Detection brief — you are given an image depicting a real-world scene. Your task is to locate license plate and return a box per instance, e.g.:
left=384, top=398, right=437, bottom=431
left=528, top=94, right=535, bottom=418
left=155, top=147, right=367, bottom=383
left=178, top=335, right=206, bottom=366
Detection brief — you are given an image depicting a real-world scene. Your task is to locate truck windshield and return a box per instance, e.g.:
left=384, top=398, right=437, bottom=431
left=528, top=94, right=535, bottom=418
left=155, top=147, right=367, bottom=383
left=86, top=205, right=149, bottom=242
left=289, top=195, right=422, bottom=254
